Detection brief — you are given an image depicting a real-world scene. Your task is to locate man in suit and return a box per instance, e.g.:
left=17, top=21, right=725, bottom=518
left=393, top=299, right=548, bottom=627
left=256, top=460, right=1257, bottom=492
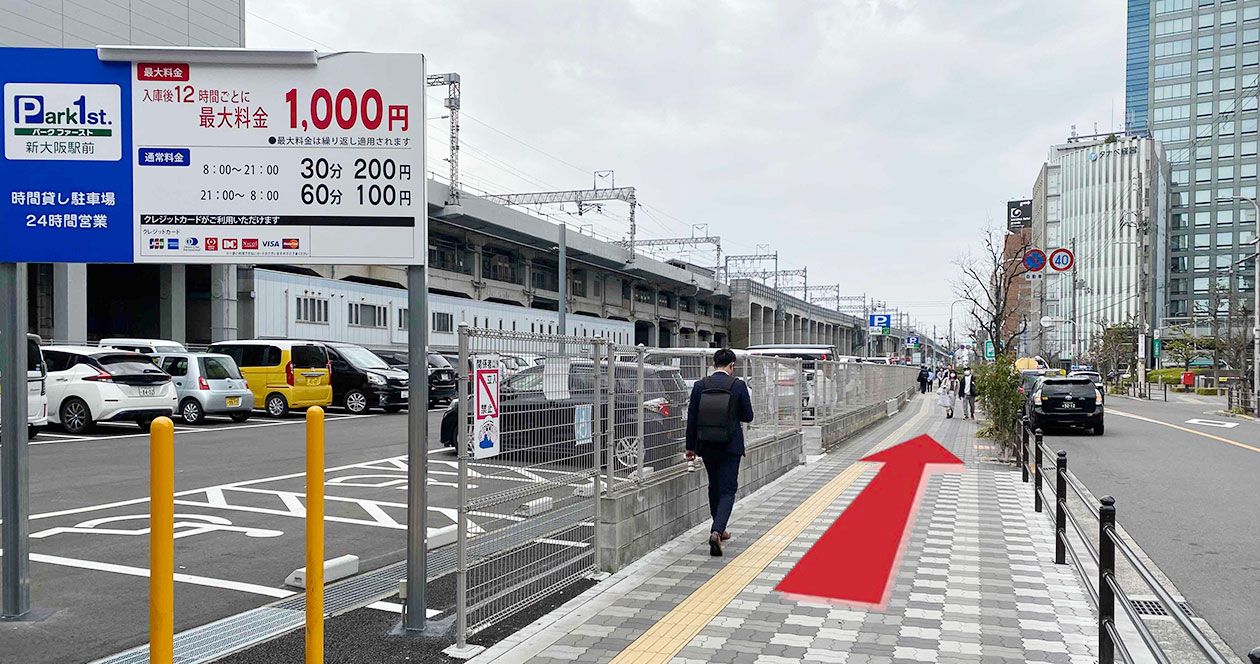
left=685, top=348, right=755, bottom=556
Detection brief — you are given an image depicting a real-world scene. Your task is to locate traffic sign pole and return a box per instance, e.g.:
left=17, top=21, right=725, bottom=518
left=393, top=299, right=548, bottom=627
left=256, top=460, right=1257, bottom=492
left=0, top=261, right=30, bottom=619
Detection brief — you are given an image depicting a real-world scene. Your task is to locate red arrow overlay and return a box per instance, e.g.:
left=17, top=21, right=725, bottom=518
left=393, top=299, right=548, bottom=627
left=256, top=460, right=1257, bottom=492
left=775, top=435, right=963, bottom=610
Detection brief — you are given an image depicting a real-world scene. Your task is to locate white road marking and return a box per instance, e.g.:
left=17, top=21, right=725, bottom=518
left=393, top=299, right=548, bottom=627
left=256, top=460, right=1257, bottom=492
left=1, top=549, right=440, bottom=616
left=1185, top=418, right=1240, bottom=429
left=31, top=513, right=284, bottom=540
left=29, top=413, right=378, bottom=446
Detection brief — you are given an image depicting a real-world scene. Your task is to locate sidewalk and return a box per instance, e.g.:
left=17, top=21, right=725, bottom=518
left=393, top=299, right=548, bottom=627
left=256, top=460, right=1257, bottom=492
left=471, top=397, right=1098, bottom=664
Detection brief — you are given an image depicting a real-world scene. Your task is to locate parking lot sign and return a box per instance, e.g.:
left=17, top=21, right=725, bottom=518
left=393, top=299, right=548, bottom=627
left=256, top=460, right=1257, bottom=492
left=0, top=47, right=426, bottom=264
left=868, top=314, right=891, bottom=335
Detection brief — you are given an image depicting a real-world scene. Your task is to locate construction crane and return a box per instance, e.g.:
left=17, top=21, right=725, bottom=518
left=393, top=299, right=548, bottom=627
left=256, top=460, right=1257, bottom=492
left=426, top=73, right=461, bottom=210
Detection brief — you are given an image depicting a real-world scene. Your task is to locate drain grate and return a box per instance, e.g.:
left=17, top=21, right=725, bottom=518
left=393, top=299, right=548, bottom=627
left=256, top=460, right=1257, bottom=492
left=1130, top=598, right=1195, bottom=618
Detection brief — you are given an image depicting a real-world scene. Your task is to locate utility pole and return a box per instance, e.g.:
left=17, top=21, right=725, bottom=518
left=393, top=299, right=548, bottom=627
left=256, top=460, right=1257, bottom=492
left=1136, top=170, right=1149, bottom=395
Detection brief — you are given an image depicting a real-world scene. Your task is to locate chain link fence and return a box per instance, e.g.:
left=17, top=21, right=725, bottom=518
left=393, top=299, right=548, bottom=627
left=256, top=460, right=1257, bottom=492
left=453, top=326, right=605, bottom=645
left=811, top=360, right=918, bottom=419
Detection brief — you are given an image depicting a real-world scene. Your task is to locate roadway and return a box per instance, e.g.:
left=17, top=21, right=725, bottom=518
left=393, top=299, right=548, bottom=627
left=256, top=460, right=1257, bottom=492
left=1, top=405, right=589, bottom=664
left=1041, top=391, right=1260, bottom=659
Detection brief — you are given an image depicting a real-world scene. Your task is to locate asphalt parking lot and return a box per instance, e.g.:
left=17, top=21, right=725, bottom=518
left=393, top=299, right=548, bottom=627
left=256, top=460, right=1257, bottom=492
left=2, top=404, right=591, bottom=664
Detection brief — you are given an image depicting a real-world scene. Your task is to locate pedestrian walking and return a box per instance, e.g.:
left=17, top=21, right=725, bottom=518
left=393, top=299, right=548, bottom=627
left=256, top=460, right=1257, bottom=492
left=958, top=366, right=978, bottom=419
left=937, top=369, right=957, bottom=418
left=917, top=365, right=930, bottom=394
left=685, top=348, right=755, bottom=557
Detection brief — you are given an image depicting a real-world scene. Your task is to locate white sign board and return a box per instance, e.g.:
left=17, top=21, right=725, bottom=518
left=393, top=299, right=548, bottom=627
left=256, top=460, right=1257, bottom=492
left=129, top=51, right=426, bottom=264
left=543, top=356, right=571, bottom=401
left=472, top=354, right=501, bottom=459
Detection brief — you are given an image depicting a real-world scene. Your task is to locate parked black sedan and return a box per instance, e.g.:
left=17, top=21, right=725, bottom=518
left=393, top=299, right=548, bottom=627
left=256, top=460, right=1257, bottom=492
left=372, top=350, right=459, bottom=408
left=1025, top=376, right=1104, bottom=435
left=440, top=361, right=687, bottom=470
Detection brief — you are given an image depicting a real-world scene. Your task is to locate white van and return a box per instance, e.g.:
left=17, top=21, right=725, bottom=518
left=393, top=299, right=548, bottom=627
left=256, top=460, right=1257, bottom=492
left=99, top=338, right=188, bottom=355
left=0, top=335, right=50, bottom=440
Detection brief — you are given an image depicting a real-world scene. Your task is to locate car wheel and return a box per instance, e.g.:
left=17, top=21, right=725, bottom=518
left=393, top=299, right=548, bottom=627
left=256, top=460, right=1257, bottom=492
left=265, top=393, right=289, bottom=418
left=384, top=405, right=403, bottom=413
left=230, top=411, right=252, bottom=423
left=343, top=389, right=370, bottom=414
left=180, top=399, right=205, bottom=425
left=59, top=397, right=93, bottom=435
left=1094, top=422, right=1105, bottom=436
left=27, top=425, right=39, bottom=441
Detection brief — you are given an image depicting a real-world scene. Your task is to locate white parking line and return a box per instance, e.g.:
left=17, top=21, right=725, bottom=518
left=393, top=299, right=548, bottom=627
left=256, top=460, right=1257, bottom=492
left=29, top=413, right=378, bottom=446
left=0, top=549, right=439, bottom=616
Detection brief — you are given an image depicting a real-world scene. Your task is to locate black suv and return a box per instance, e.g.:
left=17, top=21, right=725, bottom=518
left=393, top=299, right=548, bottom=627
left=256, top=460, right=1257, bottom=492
left=440, top=361, right=687, bottom=469
left=325, top=343, right=409, bottom=414
left=1026, top=376, right=1104, bottom=435
left=373, top=350, right=458, bottom=408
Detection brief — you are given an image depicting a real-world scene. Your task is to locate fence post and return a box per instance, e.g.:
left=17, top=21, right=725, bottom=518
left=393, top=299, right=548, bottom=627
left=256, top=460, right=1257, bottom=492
left=796, top=358, right=804, bottom=431
left=591, top=340, right=603, bottom=574
left=1034, top=429, right=1043, bottom=513
left=635, top=345, right=646, bottom=481
left=454, top=326, right=470, bottom=651
left=1055, top=450, right=1067, bottom=565
left=1099, top=496, right=1117, bottom=664
left=770, top=357, right=779, bottom=438
left=1020, top=418, right=1029, bottom=483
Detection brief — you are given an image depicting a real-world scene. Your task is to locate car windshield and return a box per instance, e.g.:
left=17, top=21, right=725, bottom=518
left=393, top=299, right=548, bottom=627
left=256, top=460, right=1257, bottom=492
left=202, top=357, right=243, bottom=380
left=291, top=344, right=328, bottom=369
left=338, top=346, right=391, bottom=370
left=427, top=353, right=450, bottom=368
left=1041, top=379, right=1097, bottom=396
left=155, top=345, right=185, bottom=353
left=27, top=339, right=45, bottom=376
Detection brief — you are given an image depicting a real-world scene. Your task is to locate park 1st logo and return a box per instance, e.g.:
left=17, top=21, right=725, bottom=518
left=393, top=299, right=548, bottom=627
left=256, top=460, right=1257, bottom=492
left=4, top=82, right=121, bottom=161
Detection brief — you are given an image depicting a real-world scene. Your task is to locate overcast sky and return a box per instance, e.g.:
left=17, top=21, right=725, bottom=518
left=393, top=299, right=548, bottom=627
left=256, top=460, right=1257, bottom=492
left=247, top=0, right=1124, bottom=341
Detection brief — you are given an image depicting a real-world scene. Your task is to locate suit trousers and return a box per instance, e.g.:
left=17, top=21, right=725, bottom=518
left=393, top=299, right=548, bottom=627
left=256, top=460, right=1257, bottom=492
left=702, top=450, right=742, bottom=534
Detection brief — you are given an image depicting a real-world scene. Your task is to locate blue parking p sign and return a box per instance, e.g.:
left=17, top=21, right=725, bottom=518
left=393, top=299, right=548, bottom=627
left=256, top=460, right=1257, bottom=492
left=868, top=314, right=890, bottom=328
left=574, top=404, right=592, bottom=446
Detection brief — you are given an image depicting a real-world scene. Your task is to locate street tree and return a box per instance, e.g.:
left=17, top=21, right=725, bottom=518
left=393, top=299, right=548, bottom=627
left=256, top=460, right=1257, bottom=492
left=953, top=225, right=1030, bottom=357
left=1161, top=336, right=1201, bottom=372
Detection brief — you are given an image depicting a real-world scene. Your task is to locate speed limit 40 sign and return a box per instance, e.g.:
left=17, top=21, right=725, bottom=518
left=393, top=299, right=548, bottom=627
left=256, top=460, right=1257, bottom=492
left=1049, top=248, right=1074, bottom=271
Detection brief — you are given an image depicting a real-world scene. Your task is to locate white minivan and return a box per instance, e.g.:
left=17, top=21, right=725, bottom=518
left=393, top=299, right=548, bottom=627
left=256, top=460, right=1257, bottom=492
left=42, top=346, right=176, bottom=433
left=0, top=334, right=49, bottom=440
left=99, top=338, right=188, bottom=355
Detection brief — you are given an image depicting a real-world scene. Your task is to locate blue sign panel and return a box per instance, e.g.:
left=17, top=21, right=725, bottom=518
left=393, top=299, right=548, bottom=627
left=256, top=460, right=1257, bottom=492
left=0, top=48, right=133, bottom=262
left=868, top=314, right=890, bottom=328
left=574, top=404, right=592, bottom=446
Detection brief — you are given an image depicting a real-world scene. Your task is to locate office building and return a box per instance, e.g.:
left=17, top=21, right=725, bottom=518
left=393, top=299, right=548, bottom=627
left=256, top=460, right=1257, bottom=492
left=1028, top=135, right=1170, bottom=362
left=1127, top=0, right=1260, bottom=333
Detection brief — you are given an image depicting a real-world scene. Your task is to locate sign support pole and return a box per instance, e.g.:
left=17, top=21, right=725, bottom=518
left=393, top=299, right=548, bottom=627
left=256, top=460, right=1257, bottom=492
left=0, top=261, right=30, bottom=618
left=404, top=265, right=428, bottom=631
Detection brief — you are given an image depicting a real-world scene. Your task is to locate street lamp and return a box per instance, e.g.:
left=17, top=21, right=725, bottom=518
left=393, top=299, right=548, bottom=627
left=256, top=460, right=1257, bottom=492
left=1224, top=195, right=1260, bottom=405
left=948, top=298, right=966, bottom=363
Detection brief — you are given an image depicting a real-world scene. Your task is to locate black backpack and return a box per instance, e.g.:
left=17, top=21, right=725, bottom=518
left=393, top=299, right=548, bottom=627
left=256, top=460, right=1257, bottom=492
left=695, top=374, right=739, bottom=446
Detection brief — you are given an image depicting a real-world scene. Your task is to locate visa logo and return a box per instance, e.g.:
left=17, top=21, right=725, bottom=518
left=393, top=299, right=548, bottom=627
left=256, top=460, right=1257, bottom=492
left=261, top=240, right=280, bottom=248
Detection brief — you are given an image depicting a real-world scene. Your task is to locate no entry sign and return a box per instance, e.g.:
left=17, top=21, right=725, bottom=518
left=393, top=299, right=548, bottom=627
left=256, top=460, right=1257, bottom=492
left=472, top=354, right=501, bottom=459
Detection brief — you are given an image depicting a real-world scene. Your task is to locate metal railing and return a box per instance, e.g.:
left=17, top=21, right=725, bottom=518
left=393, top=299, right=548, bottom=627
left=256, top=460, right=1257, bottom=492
left=1018, top=418, right=1253, bottom=664
left=810, top=360, right=918, bottom=421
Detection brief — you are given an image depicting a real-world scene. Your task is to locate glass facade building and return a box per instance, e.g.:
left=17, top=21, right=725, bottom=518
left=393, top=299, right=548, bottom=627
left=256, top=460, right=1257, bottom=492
left=1127, top=0, right=1260, bottom=327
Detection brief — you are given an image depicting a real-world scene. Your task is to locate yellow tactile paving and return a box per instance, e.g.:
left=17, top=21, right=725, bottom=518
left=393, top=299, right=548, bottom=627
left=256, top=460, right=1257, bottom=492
left=606, top=461, right=871, bottom=664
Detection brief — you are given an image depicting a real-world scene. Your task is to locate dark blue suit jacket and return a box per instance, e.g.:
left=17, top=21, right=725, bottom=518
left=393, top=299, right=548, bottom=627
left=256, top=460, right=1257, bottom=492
left=685, top=371, right=755, bottom=456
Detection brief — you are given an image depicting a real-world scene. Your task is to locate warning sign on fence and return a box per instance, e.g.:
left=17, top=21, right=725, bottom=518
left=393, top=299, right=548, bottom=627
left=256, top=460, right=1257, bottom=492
left=473, top=354, right=501, bottom=459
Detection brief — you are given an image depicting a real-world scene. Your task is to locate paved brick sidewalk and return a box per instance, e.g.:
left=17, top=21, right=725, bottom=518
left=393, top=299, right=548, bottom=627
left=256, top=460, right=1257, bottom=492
left=471, top=398, right=1098, bottom=664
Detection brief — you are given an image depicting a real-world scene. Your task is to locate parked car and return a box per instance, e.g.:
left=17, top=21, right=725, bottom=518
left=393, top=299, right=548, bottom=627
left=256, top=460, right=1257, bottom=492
left=1019, top=368, right=1064, bottom=398
left=0, top=334, right=49, bottom=439
left=370, top=350, right=459, bottom=407
left=153, top=353, right=254, bottom=424
left=440, top=360, right=687, bottom=469
left=207, top=340, right=332, bottom=418
left=40, top=346, right=176, bottom=433
left=1025, top=376, right=1104, bottom=435
left=325, top=342, right=409, bottom=414
left=99, top=338, right=188, bottom=355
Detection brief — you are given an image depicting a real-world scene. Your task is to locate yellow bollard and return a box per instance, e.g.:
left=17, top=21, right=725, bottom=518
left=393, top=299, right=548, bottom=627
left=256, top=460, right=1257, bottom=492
left=306, top=406, right=325, bottom=664
left=149, top=416, right=174, bottom=664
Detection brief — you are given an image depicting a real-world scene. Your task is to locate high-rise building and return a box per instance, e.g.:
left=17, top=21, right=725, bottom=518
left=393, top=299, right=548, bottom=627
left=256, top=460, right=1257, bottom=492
left=1126, top=0, right=1260, bottom=332
left=1028, top=136, right=1170, bottom=364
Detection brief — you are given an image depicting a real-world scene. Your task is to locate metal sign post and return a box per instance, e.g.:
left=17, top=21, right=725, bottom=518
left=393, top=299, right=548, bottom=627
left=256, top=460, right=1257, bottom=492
left=404, top=265, right=429, bottom=631
left=0, top=262, right=30, bottom=618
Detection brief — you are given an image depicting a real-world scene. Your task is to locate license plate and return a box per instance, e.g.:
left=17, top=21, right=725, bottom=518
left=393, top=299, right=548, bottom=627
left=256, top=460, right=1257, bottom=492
left=226, top=397, right=240, bottom=407
left=139, top=386, right=157, bottom=397
left=1060, top=402, right=1077, bottom=410
left=400, top=391, right=408, bottom=400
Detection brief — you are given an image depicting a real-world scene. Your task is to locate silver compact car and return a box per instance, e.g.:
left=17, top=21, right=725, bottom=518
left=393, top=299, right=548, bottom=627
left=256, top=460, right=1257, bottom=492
left=155, top=353, right=255, bottom=424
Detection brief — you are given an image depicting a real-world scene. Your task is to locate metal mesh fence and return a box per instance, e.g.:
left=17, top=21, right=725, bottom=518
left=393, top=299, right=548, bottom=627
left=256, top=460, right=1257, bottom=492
left=455, top=326, right=604, bottom=639
left=810, top=360, right=918, bottom=421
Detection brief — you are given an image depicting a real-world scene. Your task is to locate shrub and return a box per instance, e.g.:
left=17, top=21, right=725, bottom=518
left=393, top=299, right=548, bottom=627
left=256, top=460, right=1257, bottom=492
left=1196, top=387, right=1223, bottom=396
left=973, top=355, right=1022, bottom=458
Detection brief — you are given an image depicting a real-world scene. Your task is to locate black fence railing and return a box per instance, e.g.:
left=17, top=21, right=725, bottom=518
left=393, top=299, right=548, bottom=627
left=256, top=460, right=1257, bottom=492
left=1018, top=418, right=1254, bottom=664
